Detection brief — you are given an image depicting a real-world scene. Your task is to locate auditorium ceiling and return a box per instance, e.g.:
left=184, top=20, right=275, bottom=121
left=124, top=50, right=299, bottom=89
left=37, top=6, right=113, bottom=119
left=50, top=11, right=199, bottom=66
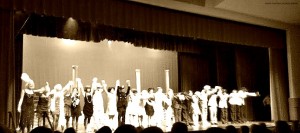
left=130, top=0, right=300, bottom=25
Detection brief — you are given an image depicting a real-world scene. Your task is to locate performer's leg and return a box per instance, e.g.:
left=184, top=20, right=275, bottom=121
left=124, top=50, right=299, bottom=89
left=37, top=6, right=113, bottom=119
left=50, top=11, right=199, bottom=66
left=53, top=114, right=59, bottom=130
left=75, top=116, right=79, bottom=130
left=120, top=110, right=126, bottom=126
left=240, top=105, right=246, bottom=123
left=212, top=107, right=217, bottom=124
left=27, top=124, right=31, bottom=133
left=174, top=109, right=178, bottom=122
left=65, top=116, right=70, bottom=128
left=178, top=109, right=182, bottom=122
left=237, top=105, right=241, bottom=123
left=88, top=117, right=91, bottom=124
left=224, top=108, right=228, bottom=124
left=182, top=109, right=188, bottom=125
left=84, top=116, right=88, bottom=129
left=230, top=105, right=236, bottom=123
left=117, top=110, right=121, bottom=126
left=138, top=115, right=143, bottom=126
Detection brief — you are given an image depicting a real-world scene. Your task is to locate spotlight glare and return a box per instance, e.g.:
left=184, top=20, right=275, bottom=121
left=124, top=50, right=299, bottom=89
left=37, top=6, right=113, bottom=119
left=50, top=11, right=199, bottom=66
left=108, top=40, right=112, bottom=45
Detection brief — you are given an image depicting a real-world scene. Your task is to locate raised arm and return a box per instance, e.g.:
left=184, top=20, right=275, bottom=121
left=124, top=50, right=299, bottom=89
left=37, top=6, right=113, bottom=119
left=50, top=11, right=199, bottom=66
left=102, top=80, right=108, bottom=94
left=114, top=80, right=120, bottom=94
left=125, top=80, right=131, bottom=96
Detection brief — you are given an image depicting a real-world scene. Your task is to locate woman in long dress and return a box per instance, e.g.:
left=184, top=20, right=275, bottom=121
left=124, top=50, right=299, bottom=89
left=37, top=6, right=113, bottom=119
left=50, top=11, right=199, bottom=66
left=50, top=84, right=64, bottom=131
left=164, top=89, right=174, bottom=128
left=81, top=85, right=94, bottom=129
left=92, top=81, right=105, bottom=130
left=17, top=73, right=36, bottom=133
left=36, top=82, right=51, bottom=127
left=144, top=88, right=155, bottom=127
left=103, top=80, right=118, bottom=130
left=154, top=87, right=165, bottom=128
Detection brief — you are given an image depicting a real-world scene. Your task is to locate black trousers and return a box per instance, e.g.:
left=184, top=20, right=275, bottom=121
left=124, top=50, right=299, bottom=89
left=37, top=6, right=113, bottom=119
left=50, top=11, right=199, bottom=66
left=239, top=105, right=246, bottom=123
left=118, top=108, right=126, bottom=126
left=220, top=108, right=228, bottom=124
left=182, top=108, right=190, bottom=125
left=236, top=105, right=245, bottom=123
left=174, top=108, right=182, bottom=122
left=230, top=105, right=237, bottom=123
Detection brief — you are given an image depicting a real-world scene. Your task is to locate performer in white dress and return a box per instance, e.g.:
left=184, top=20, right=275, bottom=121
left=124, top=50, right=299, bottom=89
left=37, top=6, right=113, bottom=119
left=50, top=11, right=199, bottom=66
left=128, top=88, right=142, bottom=127
left=164, top=89, right=174, bottom=128
left=92, top=81, right=105, bottom=130
left=103, top=80, right=118, bottom=130
left=154, top=87, right=165, bottom=128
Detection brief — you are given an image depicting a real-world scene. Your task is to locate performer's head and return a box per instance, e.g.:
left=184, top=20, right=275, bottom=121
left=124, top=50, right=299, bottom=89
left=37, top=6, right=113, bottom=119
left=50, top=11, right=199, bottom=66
left=188, top=90, right=193, bottom=96
left=203, top=85, right=211, bottom=91
left=195, top=91, right=201, bottom=97
left=25, top=79, right=35, bottom=89
left=167, top=89, right=174, bottom=97
left=240, top=87, right=248, bottom=92
left=108, top=87, right=115, bottom=93
left=141, top=89, right=148, bottom=98
left=157, top=87, right=163, bottom=93
left=85, top=85, right=91, bottom=93
left=148, top=88, right=154, bottom=93
left=54, top=84, right=62, bottom=91
left=132, top=89, right=138, bottom=95
left=92, top=77, right=98, bottom=83
left=222, top=89, right=227, bottom=94
left=96, top=83, right=103, bottom=92
left=232, top=89, right=237, bottom=93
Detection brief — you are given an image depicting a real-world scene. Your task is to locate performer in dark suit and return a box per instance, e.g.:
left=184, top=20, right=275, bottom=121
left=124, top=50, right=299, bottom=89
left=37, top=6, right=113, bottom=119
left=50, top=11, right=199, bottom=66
left=172, top=93, right=182, bottom=123
left=117, top=80, right=131, bottom=126
left=182, top=92, right=192, bottom=126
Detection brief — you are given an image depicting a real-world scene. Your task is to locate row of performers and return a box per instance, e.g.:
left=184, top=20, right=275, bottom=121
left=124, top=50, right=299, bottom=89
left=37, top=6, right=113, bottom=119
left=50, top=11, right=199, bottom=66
left=17, top=73, right=259, bottom=133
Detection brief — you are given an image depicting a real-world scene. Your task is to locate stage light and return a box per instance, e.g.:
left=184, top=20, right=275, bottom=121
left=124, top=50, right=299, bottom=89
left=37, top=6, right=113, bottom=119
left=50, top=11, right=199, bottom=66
left=108, top=40, right=112, bottom=45
left=63, top=17, right=78, bottom=38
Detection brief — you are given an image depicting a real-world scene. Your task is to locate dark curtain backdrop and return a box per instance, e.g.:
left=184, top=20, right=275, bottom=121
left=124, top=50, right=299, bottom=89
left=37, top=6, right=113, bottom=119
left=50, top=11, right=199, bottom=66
left=179, top=44, right=270, bottom=120
left=179, top=51, right=216, bottom=92
left=235, top=46, right=270, bottom=120
left=0, top=9, right=17, bottom=126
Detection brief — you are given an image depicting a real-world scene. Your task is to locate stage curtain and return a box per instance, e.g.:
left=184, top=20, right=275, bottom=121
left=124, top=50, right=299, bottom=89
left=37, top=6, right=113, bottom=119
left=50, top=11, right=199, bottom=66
left=215, top=46, right=237, bottom=90
left=269, top=48, right=289, bottom=121
left=235, top=46, right=270, bottom=121
left=178, top=50, right=217, bottom=92
left=0, top=9, right=16, bottom=126
left=7, top=0, right=285, bottom=48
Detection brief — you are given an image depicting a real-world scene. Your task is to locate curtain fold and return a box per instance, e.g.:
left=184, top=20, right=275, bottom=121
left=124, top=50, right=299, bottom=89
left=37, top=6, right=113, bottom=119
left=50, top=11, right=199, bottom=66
left=0, top=9, right=15, bottom=125
left=8, top=0, right=285, bottom=48
left=269, top=48, right=289, bottom=121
